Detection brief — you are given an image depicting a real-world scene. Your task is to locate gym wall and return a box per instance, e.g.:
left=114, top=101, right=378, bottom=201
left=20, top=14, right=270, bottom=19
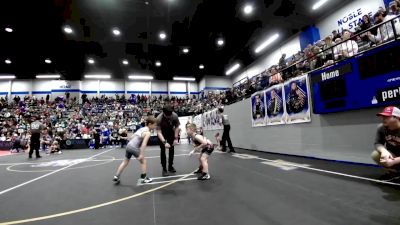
left=204, top=98, right=381, bottom=164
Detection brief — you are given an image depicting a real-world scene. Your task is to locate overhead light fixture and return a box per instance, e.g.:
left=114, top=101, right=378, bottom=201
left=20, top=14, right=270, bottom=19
left=36, top=74, right=61, bottom=79
left=182, top=48, right=189, bottom=54
left=155, top=61, right=162, bottom=67
left=128, top=75, right=154, bottom=80
left=84, top=74, right=111, bottom=79
left=63, top=26, right=73, bottom=34
left=5, top=27, right=13, bottom=33
left=217, top=38, right=224, bottom=46
left=254, top=33, right=279, bottom=54
left=112, top=28, right=121, bottom=36
left=5, top=59, right=12, bottom=64
left=173, top=77, right=195, bottom=81
left=199, top=64, right=204, bottom=69
left=122, top=59, right=129, bottom=65
left=0, top=75, right=16, bottom=79
left=45, top=58, right=52, bottom=64
left=159, top=32, right=167, bottom=40
left=312, top=0, right=329, bottom=10
left=145, top=1, right=149, bottom=5
left=88, top=58, right=95, bottom=64
left=225, top=63, right=240, bottom=76
left=243, top=4, right=254, bottom=15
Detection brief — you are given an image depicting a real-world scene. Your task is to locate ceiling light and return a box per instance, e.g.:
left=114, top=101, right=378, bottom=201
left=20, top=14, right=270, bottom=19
left=243, top=4, right=253, bottom=15
left=36, top=74, right=60, bottom=79
left=84, top=74, right=111, bottom=79
left=63, top=26, right=73, bottom=34
left=145, top=1, right=149, bottom=5
left=0, top=75, right=16, bottom=79
left=112, top=28, right=121, bottom=36
left=199, top=64, right=204, bottom=69
left=5, top=27, right=13, bottom=33
left=217, top=39, right=224, bottom=46
left=45, top=58, right=52, bottom=64
left=159, top=32, right=167, bottom=40
left=312, top=0, right=329, bottom=10
left=5, top=59, right=11, bottom=64
left=122, top=59, right=129, bottom=65
left=254, top=33, right=279, bottom=54
left=183, top=48, right=189, bottom=53
left=128, top=75, right=154, bottom=80
left=173, top=77, right=196, bottom=81
left=88, top=59, right=95, bottom=64
left=155, top=61, right=162, bottom=67
left=225, top=63, right=240, bottom=76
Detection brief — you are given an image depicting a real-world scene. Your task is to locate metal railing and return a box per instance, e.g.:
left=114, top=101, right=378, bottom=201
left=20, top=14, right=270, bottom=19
left=228, top=14, right=400, bottom=104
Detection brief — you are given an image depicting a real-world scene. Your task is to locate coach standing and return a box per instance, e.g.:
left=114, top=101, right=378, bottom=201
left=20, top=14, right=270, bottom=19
left=29, top=115, right=44, bottom=158
left=157, top=105, right=180, bottom=176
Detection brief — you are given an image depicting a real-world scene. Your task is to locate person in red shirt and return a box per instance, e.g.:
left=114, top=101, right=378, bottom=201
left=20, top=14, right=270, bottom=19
left=81, top=125, right=89, bottom=135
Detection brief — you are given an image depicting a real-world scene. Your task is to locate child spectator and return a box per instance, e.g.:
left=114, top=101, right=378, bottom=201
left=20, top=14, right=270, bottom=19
left=49, top=141, right=62, bottom=154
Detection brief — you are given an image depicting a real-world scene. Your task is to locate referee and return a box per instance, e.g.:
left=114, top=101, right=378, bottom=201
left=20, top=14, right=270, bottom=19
left=29, top=115, right=44, bottom=158
left=157, top=105, right=180, bottom=176
left=218, top=107, right=235, bottom=153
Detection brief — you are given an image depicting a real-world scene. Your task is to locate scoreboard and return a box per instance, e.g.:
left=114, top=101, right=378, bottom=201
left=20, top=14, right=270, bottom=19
left=310, top=40, right=400, bottom=114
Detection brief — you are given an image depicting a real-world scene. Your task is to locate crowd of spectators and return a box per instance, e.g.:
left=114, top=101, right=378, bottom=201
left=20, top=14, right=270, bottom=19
left=0, top=91, right=226, bottom=153
left=230, top=3, right=400, bottom=103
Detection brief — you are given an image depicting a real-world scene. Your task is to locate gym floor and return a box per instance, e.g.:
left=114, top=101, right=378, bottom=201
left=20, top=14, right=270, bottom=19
left=0, top=144, right=399, bottom=225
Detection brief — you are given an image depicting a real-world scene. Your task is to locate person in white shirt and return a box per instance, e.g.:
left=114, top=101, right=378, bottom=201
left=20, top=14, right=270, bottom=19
left=333, top=30, right=358, bottom=60
left=372, top=11, right=400, bottom=43
left=334, top=30, right=358, bottom=58
left=333, top=38, right=343, bottom=60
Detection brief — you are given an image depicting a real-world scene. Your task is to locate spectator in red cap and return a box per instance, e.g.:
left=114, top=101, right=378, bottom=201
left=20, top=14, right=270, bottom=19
left=372, top=106, right=400, bottom=181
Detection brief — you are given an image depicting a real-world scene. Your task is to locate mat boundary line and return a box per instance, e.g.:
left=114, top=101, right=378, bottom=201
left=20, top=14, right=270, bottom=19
left=0, top=171, right=194, bottom=225
left=0, top=149, right=114, bottom=196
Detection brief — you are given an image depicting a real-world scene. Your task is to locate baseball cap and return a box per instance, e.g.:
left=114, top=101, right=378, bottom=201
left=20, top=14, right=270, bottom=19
left=389, top=1, right=397, bottom=7
left=377, top=106, right=400, bottom=117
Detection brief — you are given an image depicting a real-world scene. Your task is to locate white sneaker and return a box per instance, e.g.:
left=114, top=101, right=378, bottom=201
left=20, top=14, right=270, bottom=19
left=141, top=177, right=153, bottom=184
left=197, top=173, right=211, bottom=180
left=113, top=175, right=120, bottom=184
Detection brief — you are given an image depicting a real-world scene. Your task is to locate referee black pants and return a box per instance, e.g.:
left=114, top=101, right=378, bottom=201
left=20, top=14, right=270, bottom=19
left=159, top=137, right=174, bottom=171
left=221, top=125, right=234, bottom=152
left=29, top=133, right=41, bottom=157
